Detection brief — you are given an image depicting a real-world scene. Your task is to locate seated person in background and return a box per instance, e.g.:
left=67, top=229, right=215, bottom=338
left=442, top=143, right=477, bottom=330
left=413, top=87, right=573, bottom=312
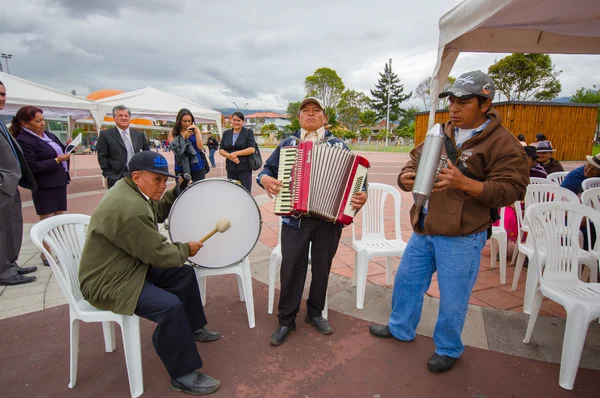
left=561, top=152, right=600, bottom=195
left=517, top=134, right=527, bottom=147
left=79, top=151, right=221, bottom=396
left=529, top=133, right=546, bottom=147
left=536, top=141, right=564, bottom=174
left=524, top=146, right=547, bottom=178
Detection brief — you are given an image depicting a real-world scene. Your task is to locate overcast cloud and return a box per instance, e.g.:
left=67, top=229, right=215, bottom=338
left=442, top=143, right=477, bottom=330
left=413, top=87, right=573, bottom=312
left=1, top=0, right=598, bottom=111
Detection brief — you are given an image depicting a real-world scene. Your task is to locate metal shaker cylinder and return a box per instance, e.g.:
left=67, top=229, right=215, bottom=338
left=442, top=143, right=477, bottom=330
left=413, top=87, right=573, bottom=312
left=412, top=123, right=445, bottom=207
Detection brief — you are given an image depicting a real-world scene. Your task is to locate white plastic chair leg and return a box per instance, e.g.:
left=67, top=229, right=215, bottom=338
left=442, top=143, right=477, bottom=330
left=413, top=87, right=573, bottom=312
left=559, top=307, right=590, bottom=390
left=510, top=241, right=519, bottom=265
left=69, top=318, right=80, bottom=389
left=351, top=253, right=358, bottom=287
left=237, top=273, right=246, bottom=302
left=523, top=290, right=544, bottom=343
left=102, top=321, right=116, bottom=352
left=499, top=238, right=507, bottom=285
left=323, top=294, right=328, bottom=320
left=199, top=276, right=207, bottom=306
left=356, top=252, right=369, bottom=309
left=523, top=256, right=540, bottom=314
left=512, top=252, right=526, bottom=291
left=267, top=254, right=278, bottom=314
left=490, top=240, right=497, bottom=269
left=121, top=316, right=144, bottom=398
left=385, top=257, right=393, bottom=285
left=240, top=259, right=255, bottom=328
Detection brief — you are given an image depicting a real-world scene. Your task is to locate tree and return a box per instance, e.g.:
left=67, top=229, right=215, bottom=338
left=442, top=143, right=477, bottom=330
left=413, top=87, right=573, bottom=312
left=370, top=60, right=412, bottom=122
left=571, top=84, right=600, bottom=128
left=337, top=89, right=370, bottom=132
left=414, top=76, right=456, bottom=110
left=397, top=106, right=419, bottom=129
left=376, top=129, right=390, bottom=142
left=260, top=123, right=278, bottom=135
left=285, top=101, right=301, bottom=133
left=304, top=67, right=345, bottom=111
left=359, top=127, right=371, bottom=141
left=359, top=109, right=378, bottom=127
left=488, top=53, right=562, bottom=101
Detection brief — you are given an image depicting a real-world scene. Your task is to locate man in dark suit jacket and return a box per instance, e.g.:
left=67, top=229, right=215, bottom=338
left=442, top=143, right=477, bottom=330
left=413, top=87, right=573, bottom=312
left=0, top=81, right=39, bottom=285
left=96, top=105, right=150, bottom=188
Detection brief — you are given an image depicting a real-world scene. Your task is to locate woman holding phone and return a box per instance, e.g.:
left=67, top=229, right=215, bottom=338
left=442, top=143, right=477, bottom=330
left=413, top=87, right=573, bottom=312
left=169, top=108, right=206, bottom=182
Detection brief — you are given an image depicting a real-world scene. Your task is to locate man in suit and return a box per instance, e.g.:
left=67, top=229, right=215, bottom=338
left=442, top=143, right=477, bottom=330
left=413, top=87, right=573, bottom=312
left=0, top=81, right=39, bottom=285
left=97, top=105, right=150, bottom=188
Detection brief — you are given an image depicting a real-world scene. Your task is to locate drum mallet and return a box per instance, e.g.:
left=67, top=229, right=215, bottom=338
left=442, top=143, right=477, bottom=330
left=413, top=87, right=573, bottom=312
left=200, top=218, right=232, bottom=243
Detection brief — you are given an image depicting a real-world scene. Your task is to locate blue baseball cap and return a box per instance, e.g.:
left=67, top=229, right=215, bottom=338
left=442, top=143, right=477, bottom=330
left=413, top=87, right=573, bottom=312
left=128, top=151, right=177, bottom=178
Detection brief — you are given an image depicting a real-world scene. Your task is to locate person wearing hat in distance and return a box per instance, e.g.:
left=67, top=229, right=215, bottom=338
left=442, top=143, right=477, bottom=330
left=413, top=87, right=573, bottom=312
left=524, top=145, right=548, bottom=179
left=560, top=152, right=600, bottom=195
left=536, top=141, right=564, bottom=174
left=79, top=151, right=221, bottom=396
left=369, top=71, right=529, bottom=373
left=256, top=97, right=368, bottom=346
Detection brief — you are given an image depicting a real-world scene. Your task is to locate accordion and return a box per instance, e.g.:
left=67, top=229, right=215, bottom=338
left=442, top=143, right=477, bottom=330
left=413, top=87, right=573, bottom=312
left=274, top=141, right=370, bottom=225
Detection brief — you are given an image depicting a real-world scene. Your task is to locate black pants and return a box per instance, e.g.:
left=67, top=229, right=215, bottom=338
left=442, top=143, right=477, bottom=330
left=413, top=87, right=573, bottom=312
left=227, top=169, right=252, bottom=193
left=134, top=265, right=206, bottom=379
left=278, top=218, right=343, bottom=326
left=0, top=189, right=22, bottom=279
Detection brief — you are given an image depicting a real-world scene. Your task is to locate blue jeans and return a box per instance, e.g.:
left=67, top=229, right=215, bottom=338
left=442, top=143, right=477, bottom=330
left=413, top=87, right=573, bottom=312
left=388, top=230, right=487, bottom=358
left=209, top=148, right=216, bottom=167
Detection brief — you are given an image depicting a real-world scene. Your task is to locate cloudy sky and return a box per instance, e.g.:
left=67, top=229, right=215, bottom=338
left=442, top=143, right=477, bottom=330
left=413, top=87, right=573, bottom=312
left=1, top=0, right=598, bottom=111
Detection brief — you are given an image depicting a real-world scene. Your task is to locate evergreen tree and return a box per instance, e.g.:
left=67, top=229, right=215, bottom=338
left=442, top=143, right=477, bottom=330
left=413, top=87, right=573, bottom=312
left=370, top=61, right=412, bottom=121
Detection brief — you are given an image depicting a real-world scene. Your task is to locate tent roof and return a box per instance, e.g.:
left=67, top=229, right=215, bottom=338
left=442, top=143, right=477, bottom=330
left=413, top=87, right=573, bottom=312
left=0, top=71, right=98, bottom=120
left=95, top=87, right=222, bottom=133
left=429, top=0, right=600, bottom=126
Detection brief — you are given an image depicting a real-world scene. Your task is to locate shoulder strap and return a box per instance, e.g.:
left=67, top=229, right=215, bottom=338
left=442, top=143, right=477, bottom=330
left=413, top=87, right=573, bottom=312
left=444, top=134, right=471, bottom=178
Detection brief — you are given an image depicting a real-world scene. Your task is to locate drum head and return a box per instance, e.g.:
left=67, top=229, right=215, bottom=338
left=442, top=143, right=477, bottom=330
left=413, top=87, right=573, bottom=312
left=168, top=178, right=262, bottom=268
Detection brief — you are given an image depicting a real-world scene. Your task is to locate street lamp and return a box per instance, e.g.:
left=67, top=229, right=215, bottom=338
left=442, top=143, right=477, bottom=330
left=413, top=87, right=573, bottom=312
left=232, top=101, right=249, bottom=110
left=385, top=58, right=392, bottom=148
left=1, top=53, right=12, bottom=74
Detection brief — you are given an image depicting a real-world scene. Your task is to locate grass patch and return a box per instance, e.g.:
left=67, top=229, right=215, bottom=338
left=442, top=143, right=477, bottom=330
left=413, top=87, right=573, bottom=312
left=593, top=145, right=600, bottom=156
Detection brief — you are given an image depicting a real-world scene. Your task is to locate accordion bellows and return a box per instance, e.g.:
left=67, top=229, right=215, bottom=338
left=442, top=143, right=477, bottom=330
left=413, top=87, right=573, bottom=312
left=274, top=141, right=370, bottom=225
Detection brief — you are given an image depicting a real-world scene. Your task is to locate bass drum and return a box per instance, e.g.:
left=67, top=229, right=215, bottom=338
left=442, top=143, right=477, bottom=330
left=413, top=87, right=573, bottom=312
left=168, top=178, right=262, bottom=268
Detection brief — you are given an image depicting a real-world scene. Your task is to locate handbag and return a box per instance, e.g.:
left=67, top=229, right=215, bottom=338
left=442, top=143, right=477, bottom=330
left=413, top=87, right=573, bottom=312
left=248, top=143, right=262, bottom=171
left=199, top=149, right=210, bottom=173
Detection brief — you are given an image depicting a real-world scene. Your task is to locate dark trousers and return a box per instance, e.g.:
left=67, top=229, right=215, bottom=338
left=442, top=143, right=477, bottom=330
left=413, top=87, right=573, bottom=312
left=278, top=218, right=343, bottom=326
left=0, top=189, right=22, bottom=278
left=134, top=265, right=206, bottom=379
left=227, top=169, right=252, bottom=193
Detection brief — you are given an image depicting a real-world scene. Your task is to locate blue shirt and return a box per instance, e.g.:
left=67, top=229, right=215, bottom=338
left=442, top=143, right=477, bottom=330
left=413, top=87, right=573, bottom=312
left=560, top=166, right=586, bottom=195
left=174, top=134, right=204, bottom=172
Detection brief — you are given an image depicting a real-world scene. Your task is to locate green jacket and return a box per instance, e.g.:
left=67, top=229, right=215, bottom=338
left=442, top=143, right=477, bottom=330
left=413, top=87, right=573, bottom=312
left=79, top=177, right=190, bottom=315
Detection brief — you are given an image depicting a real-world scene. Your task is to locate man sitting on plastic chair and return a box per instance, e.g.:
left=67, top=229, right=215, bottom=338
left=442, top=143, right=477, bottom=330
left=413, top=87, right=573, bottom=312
left=79, top=152, right=221, bottom=396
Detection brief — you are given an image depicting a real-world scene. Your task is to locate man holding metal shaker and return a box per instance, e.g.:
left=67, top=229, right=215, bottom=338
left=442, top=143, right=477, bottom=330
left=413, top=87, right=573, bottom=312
left=370, top=71, right=529, bottom=373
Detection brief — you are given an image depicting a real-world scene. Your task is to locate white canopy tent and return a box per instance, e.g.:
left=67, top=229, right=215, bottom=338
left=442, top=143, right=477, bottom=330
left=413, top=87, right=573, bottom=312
left=94, top=87, right=222, bottom=135
left=0, top=71, right=101, bottom=134
left=429, top=0, right=600, bottom=127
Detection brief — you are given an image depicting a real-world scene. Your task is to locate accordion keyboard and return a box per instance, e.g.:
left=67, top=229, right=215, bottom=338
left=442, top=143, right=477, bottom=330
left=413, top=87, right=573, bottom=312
left=274, top=147, right=298, bottom=214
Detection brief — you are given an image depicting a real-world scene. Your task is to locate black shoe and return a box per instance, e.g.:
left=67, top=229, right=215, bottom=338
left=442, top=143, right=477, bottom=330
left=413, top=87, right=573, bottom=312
left=427, top=353, right=457, bottom=373
left=0, top=274, right=37, bottom=286
left=304, top=314, right=333, bottom=335
left=170, top=371, right=220, bottom=395
left=193, top=327, right=220, bottom=342
left=40, top=255, right=50, bottom=267
left=369, top=324, right=394, bottom=338
left=17, top=265, right=38, bottom=275
left=270, top=324, right=296, bottom=346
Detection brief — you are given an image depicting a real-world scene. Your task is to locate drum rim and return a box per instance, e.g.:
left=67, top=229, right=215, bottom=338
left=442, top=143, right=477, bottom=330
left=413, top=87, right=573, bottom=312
left=167, top=177, right=263, bottom=268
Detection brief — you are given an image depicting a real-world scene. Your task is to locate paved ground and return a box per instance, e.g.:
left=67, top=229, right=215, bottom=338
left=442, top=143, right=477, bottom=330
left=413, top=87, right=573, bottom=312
left=2, top=149, right=598, bottom=396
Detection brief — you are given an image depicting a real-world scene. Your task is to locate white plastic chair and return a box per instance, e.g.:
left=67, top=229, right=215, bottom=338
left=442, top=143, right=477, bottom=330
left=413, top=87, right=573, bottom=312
left=581, top=177, right=600, bottom=191
left=510, top=201, right=524, bottom=266
left=30, top=214, right=143, bottom=398
left=352, top=183, right=407, bottom=309
left=195, top=257, right=256, bottom=328
left=530, top=177, right=556, bottom=185
left=523, top=202, right=600, bottom=391
left=548, top=171, right=569, bottom=186
left=490, top=207, right=508, bottom=284
left=268, top=218, right=328, bottom=319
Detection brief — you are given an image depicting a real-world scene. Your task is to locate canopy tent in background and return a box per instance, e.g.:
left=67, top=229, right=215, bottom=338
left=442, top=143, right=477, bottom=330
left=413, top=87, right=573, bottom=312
left=94, top=87, right=222, bottom=135
left=0, top=71, right=101, bottom=135
left=429, top=0, right=600, bottom=127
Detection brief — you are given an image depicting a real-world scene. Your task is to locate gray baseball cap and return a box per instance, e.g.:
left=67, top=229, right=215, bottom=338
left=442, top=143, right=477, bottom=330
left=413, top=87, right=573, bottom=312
left=439, top=70, right=495, bottom=100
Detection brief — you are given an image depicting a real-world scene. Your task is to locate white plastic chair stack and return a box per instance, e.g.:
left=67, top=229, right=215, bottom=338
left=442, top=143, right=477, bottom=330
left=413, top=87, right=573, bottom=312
left=29, top=214, right=143, bottom=398
left=523, top=202, right=600, bottom=391
left=581, top=177, right=600, bottom=191
left=490, top=207, right=508, bottom=284
left=530, top=177, right=557, bottom=185
left=547, top=171, right=569, bottom=186
left=267, top=218, right=328, bottom=319
left=352, top=183, right=406, bottom=309
left=195, top=258, right=256, bottom=328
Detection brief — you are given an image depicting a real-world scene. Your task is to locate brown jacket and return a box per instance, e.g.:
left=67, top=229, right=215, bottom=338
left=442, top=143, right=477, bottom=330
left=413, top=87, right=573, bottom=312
left=399, top=108, right=529, bottom=237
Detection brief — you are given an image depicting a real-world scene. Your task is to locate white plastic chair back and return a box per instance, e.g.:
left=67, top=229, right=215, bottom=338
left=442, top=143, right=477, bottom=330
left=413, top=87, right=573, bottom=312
left=524, top=184, right=580, bottom=212
left=30, top=214, right=90, bottom=313
left=530, top=177, right=556, bottom=185
left=581, top=187, right=600, bottom=211
left=582, top=177, right=600, bottom=191
left=547, top=171, right=569, bottom=186
left=352, top=183, right=402, bottom=243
